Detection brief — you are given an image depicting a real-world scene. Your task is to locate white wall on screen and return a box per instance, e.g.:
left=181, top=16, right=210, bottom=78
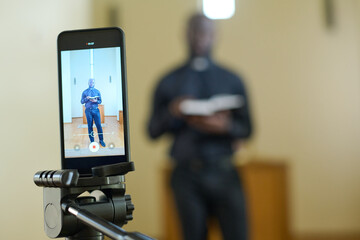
left=70, top=49, right=91, bottom=118
left=62, top=47, right=123, bottom=120
left=116, top=47, right=123, bottom=121
left=93, top=47, right=121, bottom=116
left=61, top=51, right=72, bottom=123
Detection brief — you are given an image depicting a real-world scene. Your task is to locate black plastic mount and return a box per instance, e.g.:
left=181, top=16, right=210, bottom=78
left=34, top=162, right=135, bottom=188
left=92, top=161, right=135, bottom=177
left=33, top=162, right=153, bottom=240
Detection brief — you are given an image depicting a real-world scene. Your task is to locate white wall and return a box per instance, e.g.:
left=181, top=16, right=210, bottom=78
left=63, top=47, right=123, bottom=119
left=93, top=47, right=122, bottom=116
left=116, top=47, right=123, bottom=121
left=215, top=0, right=360, bottom=233
left=61, top=51, right=72, bottom=123
left=1, top=0, right=360, bottom=239
left=94, top=0, right=360, bottom=237
left=0, top=1, right=91, bottom=239
left=70, top=49, right=91, bottom=118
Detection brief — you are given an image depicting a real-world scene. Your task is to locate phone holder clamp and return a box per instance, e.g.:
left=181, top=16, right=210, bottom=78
left=34, top=162, right=153, bottom=240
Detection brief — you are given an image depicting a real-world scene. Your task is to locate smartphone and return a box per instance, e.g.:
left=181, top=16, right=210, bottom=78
left=58, top=28, right=130, bottom=175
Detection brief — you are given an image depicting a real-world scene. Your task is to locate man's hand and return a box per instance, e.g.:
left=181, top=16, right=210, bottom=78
left=90, top=98, right=97, bottom=103
left=186, top=111, right=231, bottom=134
left=169, top=97, right=191, bottom=118
left=86, top=96, right=90, bottom=100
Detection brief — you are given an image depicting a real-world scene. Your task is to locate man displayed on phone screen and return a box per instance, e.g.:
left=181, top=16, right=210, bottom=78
left=59, top=29, right=128, bottom=171
left=81, top=78, right=106, bottom=147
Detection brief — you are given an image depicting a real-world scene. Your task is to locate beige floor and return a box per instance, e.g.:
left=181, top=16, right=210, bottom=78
left=64, top=116, right=124, bottom=151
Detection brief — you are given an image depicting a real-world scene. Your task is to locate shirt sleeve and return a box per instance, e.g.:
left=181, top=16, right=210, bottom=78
left=81, top=90, right=88, bottom=104
left=97, top=90, right=102, bottom=104
left=147, top=79, right=184, bottom=139
left=227, top=78, right=253, bottom=139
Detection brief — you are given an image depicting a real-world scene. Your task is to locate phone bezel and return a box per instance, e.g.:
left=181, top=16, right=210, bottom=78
left=57, top=27, right=130, bottom=175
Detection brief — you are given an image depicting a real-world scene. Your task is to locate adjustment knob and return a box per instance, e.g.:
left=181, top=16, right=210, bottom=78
left=125, top=195, right=134, bottom=223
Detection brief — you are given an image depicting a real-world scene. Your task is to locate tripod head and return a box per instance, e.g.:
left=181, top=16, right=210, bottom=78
left=34, top=162, right=154, bottom=240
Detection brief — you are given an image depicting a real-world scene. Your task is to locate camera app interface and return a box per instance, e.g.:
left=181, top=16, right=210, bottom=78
left=61, top=47, right=125, bottom=158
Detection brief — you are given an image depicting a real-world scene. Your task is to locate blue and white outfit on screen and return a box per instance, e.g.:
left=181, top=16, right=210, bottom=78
left=81, top=86, right=104, bottom=145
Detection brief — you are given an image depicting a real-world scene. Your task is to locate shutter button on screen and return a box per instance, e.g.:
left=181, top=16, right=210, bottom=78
left=89, top=142, right=99, bottom=152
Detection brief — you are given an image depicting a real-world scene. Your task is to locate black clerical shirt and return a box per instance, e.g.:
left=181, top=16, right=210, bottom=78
left=148, top=58, right=252, bottom=163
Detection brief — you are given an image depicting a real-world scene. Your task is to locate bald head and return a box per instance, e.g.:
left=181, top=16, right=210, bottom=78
left=88, top=78, right=95, bottom=88
left=187, top=14, right=215, bottom=57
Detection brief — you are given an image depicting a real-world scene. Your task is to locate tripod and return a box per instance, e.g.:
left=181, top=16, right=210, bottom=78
left=34, top=162, right=154, bottom=240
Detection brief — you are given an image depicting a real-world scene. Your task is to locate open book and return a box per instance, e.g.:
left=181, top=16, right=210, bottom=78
left=179, top=94, right=244, bottom=116
left=88, top=96, right=100, bottom=99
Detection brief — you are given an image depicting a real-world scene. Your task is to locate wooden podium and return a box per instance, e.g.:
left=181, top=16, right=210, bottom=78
left=160, top=160, right=290, bottom=240
left=82, top=105, right=105, bottom=124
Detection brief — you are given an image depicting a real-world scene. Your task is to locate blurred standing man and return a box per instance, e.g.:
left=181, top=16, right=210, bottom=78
left=148, top=14, right=252, bottom=240
left=81, top=78, right=106, bottom=147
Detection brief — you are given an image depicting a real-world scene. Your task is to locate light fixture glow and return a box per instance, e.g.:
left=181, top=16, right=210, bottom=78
left=203, top=0, right=235, bottom=20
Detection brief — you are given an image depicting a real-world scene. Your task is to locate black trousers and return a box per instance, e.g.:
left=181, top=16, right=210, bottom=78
left=170, top=158, right=247, bottom=240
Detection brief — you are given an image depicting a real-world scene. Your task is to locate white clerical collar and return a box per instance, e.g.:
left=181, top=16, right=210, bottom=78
left=190, top=57, right=210, bottom=72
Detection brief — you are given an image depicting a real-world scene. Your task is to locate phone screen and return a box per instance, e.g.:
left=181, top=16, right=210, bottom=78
left=58, top=28, right=129, bottom=174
